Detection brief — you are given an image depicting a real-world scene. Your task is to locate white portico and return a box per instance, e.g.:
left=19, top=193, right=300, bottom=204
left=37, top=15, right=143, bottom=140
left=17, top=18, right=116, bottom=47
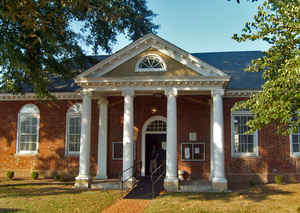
left=74, top=33, right=230, bottom=191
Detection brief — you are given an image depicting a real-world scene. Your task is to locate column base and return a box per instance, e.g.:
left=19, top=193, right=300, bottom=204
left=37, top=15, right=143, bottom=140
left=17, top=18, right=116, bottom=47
left=95, top=175, right=108, bottom=180
left=212, top=177, right=227, bottom=192
left=75, top=175, right=91, bottom=189
left=164, top=177, right=179, bottom=192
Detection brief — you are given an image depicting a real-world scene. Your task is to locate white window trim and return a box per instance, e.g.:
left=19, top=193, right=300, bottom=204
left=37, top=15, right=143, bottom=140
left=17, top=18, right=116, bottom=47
left=65, top=104, right=82, bottom=156
left=181, top=142, right=205, bottom=162
left=16, top=104, right=40, bottom=155
left=135, top=54, right=167, bottom=72
left=231, top=110, right=259, bottom=158
left=290, top=129, right=300, bottom=158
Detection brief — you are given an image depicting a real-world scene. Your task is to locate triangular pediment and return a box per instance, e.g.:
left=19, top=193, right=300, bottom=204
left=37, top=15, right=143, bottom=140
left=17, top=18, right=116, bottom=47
left=76, top=34, right=229, bottom=80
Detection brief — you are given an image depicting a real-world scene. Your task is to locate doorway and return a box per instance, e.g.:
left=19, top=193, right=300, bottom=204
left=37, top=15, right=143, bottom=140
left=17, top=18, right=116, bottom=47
left=145, top=134, right=166, bottom=176
left=141, top=115, right=167, bottom=177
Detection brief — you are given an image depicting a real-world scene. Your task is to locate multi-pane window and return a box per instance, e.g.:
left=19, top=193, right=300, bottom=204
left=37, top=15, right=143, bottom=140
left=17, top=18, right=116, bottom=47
left=181, top=143, right=205, bottom=161
left=135, top=54, right=166, bottom=72
left=291, top=126, right=300, bottom=156
left=112, top=142, right=123, bottom=160
left=66, top=104, right=81, bottom=155
left=146, top=120, right=167, bottom=132
left=231, top=110, right=258, bottom=157
left=17, top=104, right=40, bottom=154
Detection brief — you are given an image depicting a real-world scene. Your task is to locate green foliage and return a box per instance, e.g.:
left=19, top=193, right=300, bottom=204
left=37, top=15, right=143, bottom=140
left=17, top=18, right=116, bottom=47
left=53, top=174, right=61, bottom=181
left=31, top=171, right=39, bottom=180
left=274, top=175, right=284, bottom=184
left=0, top=0, right=158, bottom=98
left=233, top=0, right=300, bottom=135
left=6, top=171, right=14, bottom=179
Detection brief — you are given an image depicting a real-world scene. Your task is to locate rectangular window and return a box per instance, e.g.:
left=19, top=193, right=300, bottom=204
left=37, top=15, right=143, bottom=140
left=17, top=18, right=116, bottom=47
left=231, top=112, right=258, bottom=157
left=112, top=142, right=136, bottom=160
left=112, top=142, right=123, bottom=160
left=291, top=126, right=300, bottom=156
left=181, top=143, right=205, bottom=161
left=19, top=116, right=38, bottom=152
left=68, top=116, right=81, bottom=153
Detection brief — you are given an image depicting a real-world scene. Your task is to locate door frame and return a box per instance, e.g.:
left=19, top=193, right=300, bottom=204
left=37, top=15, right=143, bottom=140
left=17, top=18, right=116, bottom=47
left=141, top=115, right=167, bottom=176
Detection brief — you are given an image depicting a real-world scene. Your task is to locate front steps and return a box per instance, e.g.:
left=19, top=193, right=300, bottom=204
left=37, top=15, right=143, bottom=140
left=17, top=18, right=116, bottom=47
left=179, top=180, right=213, bottom=192
left=91, top=178, right=121, bottom=190
left=89, top=178, right=216, bottom=193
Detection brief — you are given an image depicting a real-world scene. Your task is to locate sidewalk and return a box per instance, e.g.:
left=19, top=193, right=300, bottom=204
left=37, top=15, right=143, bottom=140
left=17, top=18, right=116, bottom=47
left=101, top=198, right=150, bottom=213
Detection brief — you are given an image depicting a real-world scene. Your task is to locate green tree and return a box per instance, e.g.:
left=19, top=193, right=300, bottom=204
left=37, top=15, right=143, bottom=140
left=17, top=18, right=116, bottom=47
left=233, top=0, right=300, bottom=134
left=0, top=0, right=158, bottom=98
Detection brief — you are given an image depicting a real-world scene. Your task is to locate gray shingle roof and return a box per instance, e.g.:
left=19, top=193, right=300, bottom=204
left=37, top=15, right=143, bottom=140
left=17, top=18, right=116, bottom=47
left=18, top=51, right=265, bottom=93
left=192, top=51, right=265, bottom=89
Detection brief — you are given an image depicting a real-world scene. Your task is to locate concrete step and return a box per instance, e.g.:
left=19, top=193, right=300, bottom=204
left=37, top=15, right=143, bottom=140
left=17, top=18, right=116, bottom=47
left=179, top=180, right=213, bottom=192
left=91, top=179, right=121, bottom=190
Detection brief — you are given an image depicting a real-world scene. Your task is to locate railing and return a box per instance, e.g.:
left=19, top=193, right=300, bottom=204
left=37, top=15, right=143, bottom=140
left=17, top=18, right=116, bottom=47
left=119, top=161, right=142, bottom=191
left=150, top=163, right=166, bottom=199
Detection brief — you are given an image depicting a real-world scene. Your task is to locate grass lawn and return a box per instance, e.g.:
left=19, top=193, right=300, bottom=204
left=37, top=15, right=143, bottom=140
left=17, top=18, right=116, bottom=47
left=144, top=183, right=300, bottom=213
left=0, top=179, right=124, bottom=213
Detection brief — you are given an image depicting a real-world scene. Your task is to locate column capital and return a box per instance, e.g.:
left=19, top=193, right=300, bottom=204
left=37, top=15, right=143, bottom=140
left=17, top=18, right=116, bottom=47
left=122, top=89, right=135, bottom=97
left=80, top=90, right=93, bottom=98
left=211, top=89, right=224, bottom=97
left=97, top=97, right=109, bottom=105
left=165, top=88, right=178, bottom=97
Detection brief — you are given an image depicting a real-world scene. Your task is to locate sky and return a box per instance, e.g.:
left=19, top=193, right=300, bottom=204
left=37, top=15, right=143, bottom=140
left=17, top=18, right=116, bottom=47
left=85, top=0, right=270, bottom=55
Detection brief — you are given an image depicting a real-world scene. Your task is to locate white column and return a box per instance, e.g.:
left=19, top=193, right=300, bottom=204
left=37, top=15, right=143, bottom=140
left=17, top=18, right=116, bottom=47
left=96, top=97, right=108, bottom=179
left=211, top=89, right=227, bottom=185
left=210, top=99, right=214, bottom=181
left=122, top=89, right=135, bottom=181
left=76, top=91, right=92, bottom=180
left=165, top=88, right=178, bottom=182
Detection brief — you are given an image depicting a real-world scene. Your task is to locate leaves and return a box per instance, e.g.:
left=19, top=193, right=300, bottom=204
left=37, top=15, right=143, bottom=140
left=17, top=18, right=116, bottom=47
left=0, top=0, right=158, bottom=98
left=233, top=0, right=300, bottom=135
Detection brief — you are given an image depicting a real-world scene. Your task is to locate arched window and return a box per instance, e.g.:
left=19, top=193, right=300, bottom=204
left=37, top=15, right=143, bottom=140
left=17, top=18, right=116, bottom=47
left=135, top=54, right=167, bottom=72
left=17, top=104, right=40, bottom=154
left=66, top=104, right=82, bottom=155
left=231, top=109, right=258, bottom=157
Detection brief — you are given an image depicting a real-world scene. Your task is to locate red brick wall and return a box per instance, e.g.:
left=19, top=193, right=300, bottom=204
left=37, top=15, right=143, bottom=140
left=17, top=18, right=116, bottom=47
left=223, top=97, right=300, bottom=183
left=0, top=96, right=299, bottom=183
left=0, top=100, right=99, bottom=178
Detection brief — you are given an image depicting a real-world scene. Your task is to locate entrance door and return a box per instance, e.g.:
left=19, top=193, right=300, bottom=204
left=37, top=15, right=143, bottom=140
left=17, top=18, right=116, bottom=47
left=145, top=134, right=166, bottom=176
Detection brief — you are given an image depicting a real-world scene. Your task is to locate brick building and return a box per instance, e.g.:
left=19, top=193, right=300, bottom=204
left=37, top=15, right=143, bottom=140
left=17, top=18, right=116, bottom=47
left=0, top=34, right=299, bottom=191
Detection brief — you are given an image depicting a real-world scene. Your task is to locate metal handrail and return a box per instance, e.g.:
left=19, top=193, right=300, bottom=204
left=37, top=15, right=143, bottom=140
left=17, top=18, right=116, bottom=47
left=150, top=163, right=165, bottom=198
left=119, top=161, right=142, bottom=191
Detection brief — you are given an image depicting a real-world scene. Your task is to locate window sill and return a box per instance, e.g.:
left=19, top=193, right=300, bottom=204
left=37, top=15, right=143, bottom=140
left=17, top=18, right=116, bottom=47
left=15, top=152, right=38, bottom=156
left=65, top=153, right=80, bottom=157
left=290, top=153, right=300, bottom=158
left=232, top=153, right=259, bottom=158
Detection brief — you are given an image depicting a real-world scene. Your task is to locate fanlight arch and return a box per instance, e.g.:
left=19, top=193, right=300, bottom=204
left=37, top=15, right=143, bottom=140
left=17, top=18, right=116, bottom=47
left=135, top=54, right=167, bottom=72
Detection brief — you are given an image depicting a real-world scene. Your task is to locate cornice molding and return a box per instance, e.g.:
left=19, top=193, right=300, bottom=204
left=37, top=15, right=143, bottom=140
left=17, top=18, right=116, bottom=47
left=224, top=90, right=260, bottom=97
left=76, top=79, right=227, bottom=89
left=0, top=89, right=260, bottom=101
left=0, top=92, right=81, bottom=101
